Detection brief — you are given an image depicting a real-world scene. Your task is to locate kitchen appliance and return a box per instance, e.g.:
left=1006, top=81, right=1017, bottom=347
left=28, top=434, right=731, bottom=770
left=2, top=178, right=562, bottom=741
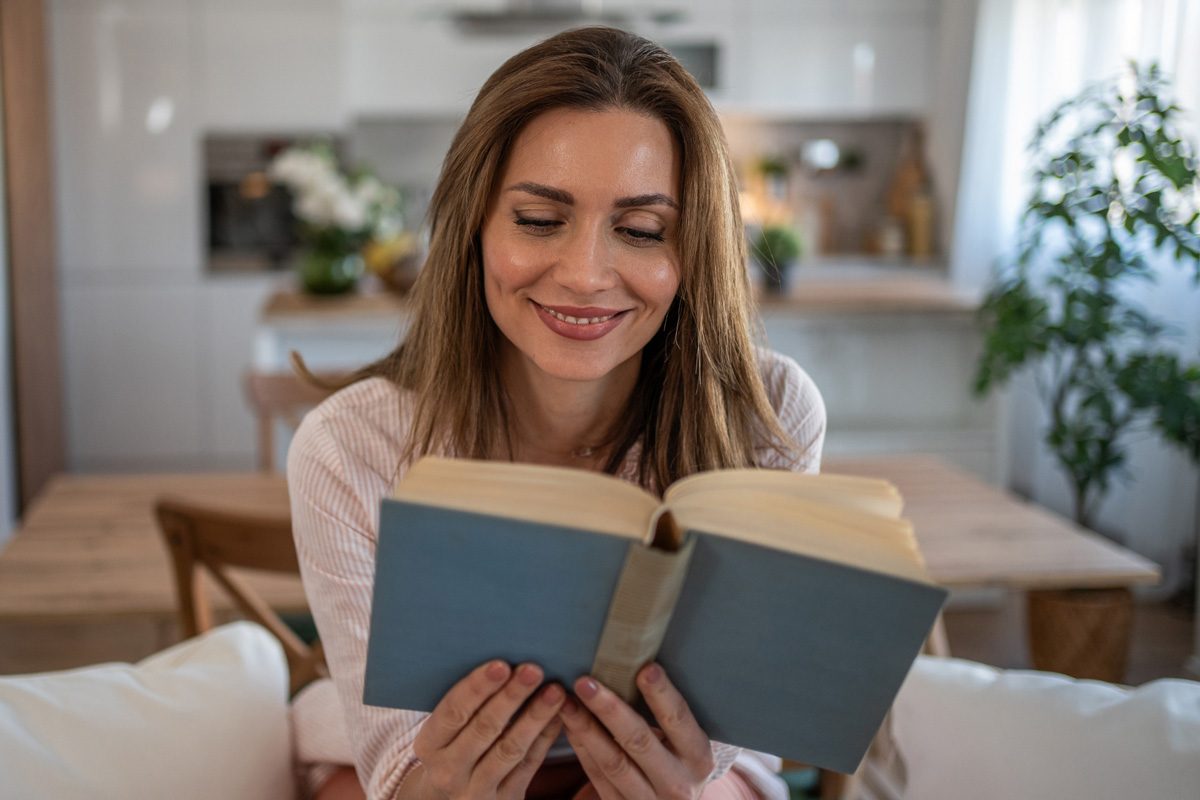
left=204, top=134, right=343, bottom=273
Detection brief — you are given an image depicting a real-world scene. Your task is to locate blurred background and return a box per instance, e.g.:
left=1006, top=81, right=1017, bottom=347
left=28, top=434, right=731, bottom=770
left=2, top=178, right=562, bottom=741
left=1, top=0, right=1199, bottom=678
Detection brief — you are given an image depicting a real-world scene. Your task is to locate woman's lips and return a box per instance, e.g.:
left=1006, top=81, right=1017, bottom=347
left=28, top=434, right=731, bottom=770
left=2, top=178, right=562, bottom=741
left=531, top=300, right=630, bottom=341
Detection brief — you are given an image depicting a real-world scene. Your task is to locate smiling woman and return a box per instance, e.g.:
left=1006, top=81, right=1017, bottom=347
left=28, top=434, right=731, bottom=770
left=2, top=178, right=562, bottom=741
left=287, top=25, right=826, bottom=800
left=482, top=108, right=682, bottom=457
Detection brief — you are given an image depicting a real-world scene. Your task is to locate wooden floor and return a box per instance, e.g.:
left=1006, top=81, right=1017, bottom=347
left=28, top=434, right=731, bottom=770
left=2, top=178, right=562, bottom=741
left=1, top=596, right=1195, bottom=684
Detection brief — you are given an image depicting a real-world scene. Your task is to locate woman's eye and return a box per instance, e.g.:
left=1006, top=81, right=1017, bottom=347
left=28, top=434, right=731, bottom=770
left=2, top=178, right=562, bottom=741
left=514, top=216, right=560, bottom=233
left=618, top=226, right=666, bottom=245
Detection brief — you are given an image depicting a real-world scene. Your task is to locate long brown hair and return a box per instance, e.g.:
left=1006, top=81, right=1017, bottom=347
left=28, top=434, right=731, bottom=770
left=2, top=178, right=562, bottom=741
left=311, top=26, right=797, bottom=491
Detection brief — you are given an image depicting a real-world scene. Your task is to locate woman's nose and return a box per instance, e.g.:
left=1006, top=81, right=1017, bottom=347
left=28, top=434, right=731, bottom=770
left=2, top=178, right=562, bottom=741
left=551, top=224, right=617, bottom=295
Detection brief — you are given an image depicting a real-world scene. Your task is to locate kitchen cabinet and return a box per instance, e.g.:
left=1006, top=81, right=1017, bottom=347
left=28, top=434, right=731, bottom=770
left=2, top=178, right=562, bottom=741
left=345, top=1, right=541, bottom=117
left=58, top=277, right=278, bottom=472
left=735, top=0, right=936, bottom=117
left=61, top=283, right=206, bottom=469
left=51, top=0, right=200, bottom=277
left=51, top=0, right=280, bottom=472
left=198, top=0, right=345, bottom=130
left=341, top=0, right=938, bottom=118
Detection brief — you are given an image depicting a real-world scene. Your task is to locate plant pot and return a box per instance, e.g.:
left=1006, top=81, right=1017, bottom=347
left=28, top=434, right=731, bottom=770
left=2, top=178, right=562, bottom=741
left=298, top=250, right=365, bottom=295
left=1026, top=587, right=1132, bottom=682
left=760, top=260, right=795, bottom=295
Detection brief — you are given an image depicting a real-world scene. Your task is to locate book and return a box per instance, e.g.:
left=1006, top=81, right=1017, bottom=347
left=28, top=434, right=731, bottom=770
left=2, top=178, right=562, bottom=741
left=363, top=457, right=947, bottom=774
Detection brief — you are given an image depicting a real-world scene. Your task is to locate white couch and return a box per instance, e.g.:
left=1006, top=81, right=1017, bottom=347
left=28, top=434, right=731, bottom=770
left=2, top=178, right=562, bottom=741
left=2, top=624, right=1199, bottom=800
left=883, top=655, right=1200, bottom=800
left=0, top=622, right=295, bottom=800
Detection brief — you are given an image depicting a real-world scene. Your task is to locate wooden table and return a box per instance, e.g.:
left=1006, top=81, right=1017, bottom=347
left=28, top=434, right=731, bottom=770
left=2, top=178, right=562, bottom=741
left=0, top=472, right=303, bottom=672
left=828, top=455, right=1160, bottom=682
left=827, top=455, right=1160, bottom=591
left=0, top=457, right=1160, bottom=678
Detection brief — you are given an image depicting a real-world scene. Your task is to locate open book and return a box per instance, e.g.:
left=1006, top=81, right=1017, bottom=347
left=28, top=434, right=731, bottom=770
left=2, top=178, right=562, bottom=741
left=363, top=457, right=947, bottom=773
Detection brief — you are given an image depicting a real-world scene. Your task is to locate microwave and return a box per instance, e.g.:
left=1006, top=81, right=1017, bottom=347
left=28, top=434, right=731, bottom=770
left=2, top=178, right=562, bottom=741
left=204, top=134, right=344, bottom=273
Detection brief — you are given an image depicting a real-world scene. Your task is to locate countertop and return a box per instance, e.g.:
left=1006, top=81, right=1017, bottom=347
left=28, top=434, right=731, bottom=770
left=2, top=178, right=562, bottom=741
left=262, top=261, right=982, bottom=321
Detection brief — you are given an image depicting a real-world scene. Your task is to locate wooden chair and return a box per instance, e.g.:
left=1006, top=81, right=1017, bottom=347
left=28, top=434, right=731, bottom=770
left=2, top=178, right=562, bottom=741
left=243, top=369, right=341, bottom=472
left=156, top=497, right=327, bottom=696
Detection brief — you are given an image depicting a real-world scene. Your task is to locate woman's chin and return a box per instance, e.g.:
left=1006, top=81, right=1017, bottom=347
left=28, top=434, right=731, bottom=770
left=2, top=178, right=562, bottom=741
left=532, top=359, right=621, bottom=385
left=524, top=350, right=638, bottom=386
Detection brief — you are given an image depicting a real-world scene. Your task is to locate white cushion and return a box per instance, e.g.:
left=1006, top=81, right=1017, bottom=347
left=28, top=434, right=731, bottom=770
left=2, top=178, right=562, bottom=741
left=891, top=655, right=1200, bottom=800
left=0, top=621, right=295, bottom=800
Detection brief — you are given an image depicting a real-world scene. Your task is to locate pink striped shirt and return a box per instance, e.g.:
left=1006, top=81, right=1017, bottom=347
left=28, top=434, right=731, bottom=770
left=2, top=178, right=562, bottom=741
left=288, top=348, right=826, bottom=799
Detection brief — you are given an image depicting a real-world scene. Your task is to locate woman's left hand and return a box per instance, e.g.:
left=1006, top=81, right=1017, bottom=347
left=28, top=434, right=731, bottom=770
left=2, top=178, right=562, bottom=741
left=558, top=662, right=714, bottom=800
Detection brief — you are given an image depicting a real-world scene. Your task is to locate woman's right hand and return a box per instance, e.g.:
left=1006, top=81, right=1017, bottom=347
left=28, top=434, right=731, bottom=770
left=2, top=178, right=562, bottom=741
left=411, top=660, right=565, bottom=800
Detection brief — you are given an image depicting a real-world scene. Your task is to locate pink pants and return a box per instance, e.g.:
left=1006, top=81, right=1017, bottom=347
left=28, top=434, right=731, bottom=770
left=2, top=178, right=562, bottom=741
left=701, top=768, right=763, bottom=800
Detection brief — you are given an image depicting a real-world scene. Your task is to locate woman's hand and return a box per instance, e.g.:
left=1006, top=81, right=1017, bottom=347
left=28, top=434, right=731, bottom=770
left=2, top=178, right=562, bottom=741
left=559, top=663, right=715, bottom=800
left=412, top=660, right=565, bottom=800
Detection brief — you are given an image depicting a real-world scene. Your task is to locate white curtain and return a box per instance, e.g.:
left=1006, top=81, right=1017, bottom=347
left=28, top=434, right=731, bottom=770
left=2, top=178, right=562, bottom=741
left=953, top=0, right=1200, bottom=615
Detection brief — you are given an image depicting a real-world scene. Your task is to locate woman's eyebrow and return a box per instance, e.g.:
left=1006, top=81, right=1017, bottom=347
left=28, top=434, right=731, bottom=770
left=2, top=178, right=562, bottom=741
left=614, top=193, right=679, bottom=210
left=507, top=182, right=573, bottom=205
left=506, top=182, right=679, bottom=210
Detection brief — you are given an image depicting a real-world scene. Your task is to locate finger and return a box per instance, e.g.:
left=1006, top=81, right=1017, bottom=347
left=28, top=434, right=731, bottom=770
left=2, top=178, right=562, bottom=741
left=572, top=783, right=602, bottom=800
left=560, top=692, right=656, bottom=800
left=444, top=662, right=545, bottom=767
left=637, top=663, right=714, bottom=777
left=417, top=659, right=511, bottom=753
left=473, top=682, right=565, bottom=790
left=496, top=713, right=564, bottom=797
left=565, top=726, right=620, bottom=800
left=572, top=675, right=697, bottom=794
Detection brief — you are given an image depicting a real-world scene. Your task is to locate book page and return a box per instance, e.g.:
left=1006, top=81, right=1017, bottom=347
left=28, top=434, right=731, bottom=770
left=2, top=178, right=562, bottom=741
left=665, top=469, right=904, bottom=518
left=393, top=457, right=661, bottom=541
left=668, top=489, right=931, bottom=584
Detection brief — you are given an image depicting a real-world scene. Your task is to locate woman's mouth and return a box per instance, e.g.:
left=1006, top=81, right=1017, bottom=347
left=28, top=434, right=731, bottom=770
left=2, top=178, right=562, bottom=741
left=536, top=303, right=622, bottom=325
left=532, top=301, right=630, bottom=340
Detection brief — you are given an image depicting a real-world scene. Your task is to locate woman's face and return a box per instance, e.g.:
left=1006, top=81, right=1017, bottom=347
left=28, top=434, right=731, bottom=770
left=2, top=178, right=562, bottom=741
left=481, top=107, right=682, bottom=386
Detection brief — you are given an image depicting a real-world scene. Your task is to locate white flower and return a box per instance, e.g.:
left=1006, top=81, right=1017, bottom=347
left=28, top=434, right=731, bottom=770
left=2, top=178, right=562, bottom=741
left=269, top=143, right=399, bottom=237
left=332, top=188, right=368, bottom=230
left=269, top=149, right=335, bottom=191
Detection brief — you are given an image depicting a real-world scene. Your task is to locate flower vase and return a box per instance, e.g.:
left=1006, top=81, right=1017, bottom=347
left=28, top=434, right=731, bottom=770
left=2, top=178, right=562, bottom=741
left=761, top=260, right=794, bottom=295
left=298, top=249, right=365, bottom=295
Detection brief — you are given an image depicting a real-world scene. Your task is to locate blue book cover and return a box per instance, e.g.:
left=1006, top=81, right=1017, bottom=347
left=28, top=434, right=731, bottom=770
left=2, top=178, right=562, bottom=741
left=363, top=483, right=947, bottom=774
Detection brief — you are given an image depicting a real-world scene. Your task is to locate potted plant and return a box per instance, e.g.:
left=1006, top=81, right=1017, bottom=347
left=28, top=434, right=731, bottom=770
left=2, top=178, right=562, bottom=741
left=753, top=225, right=804, bottom=294
left=974, top=62, right=1200, bottom=532
left=268, top=142, right=401, bottom=295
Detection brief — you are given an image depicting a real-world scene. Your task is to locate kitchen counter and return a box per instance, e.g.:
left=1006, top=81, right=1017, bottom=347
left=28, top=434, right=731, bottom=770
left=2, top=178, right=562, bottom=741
left=262, top=265, right=980, bottom=322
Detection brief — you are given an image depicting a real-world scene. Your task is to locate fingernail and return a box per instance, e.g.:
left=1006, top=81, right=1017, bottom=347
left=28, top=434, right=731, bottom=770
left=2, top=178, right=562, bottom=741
left=486, top=661, right=509, bottom=682
left=517, top=663, right=541, bottom=686
left=560, top=695, right=579, bottom=716
left=641, top=663, right=662, bottom=684
left=575, top=677, right=599, bottom=699
left=541, top=684, right=564, bottom=705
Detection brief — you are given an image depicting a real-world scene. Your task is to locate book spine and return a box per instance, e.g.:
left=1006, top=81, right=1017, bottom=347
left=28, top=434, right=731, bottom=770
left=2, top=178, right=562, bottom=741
left=590, top=535, right=695, bottom=702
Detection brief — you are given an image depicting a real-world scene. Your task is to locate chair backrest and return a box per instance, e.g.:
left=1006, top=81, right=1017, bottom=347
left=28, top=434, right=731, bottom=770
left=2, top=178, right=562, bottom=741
left=242, top=370, right=340, bottom=472
left=155, top=497, right=327, bottom=696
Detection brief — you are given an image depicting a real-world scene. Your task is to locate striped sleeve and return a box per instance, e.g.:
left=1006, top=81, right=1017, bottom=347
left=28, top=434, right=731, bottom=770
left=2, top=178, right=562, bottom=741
left=758, top=349, right=827, bottom=474
left=288, top=410, right=423, bottom=800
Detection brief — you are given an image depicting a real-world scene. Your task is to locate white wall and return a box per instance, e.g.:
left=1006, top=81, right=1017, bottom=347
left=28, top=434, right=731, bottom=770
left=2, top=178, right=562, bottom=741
left=0, top=57, right=17, bottom=548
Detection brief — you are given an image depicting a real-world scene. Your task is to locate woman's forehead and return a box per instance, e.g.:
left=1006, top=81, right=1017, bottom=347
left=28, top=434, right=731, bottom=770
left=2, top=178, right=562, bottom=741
left=499, top=107, right=681, bottom=205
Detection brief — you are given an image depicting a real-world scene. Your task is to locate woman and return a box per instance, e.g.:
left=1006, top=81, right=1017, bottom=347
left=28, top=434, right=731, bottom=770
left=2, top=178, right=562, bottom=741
left=289, top=26, right=825, bottom=800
